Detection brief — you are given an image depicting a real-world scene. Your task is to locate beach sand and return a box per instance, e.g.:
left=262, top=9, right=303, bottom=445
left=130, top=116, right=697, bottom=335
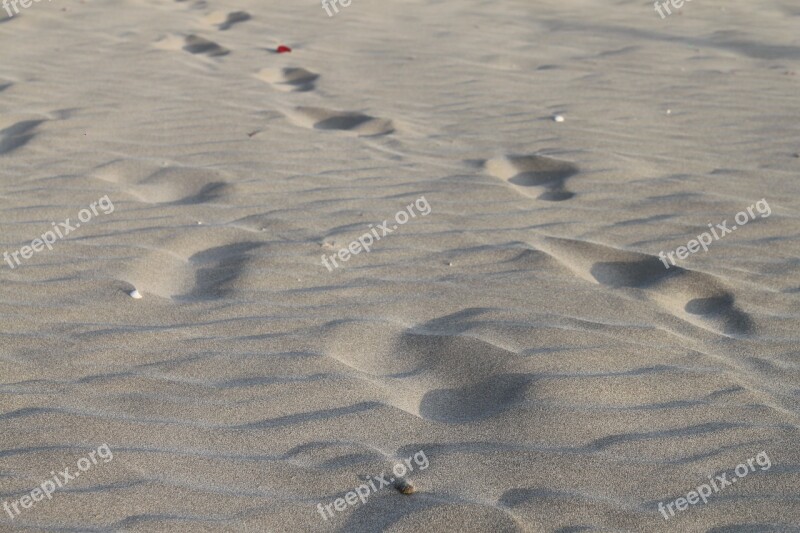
left=1, top=0, right=799, bottom=531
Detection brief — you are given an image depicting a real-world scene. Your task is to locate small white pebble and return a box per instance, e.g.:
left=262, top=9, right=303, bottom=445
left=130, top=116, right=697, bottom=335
left=553, top=114, right=565, bottom=122
left=128, top=289, right=142, bottom=299
left=666, top=109, right=672, bottom=115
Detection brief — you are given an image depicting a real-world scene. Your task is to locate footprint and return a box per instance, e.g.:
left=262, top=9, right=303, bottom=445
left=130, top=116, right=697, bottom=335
left=154, top=34, right=230, bottom=57
left=286, top=106, right=394, bottom=136
left=92, top=159, right=234, bottom=205
left=257, top=67, right=319, bottom=92
left=121, top=234, right=261, bottom=301
left=484, top=154, right=578, bottom=201
left=183, top=34, right=229, bottom=56
left=536, top=236, right=754, bottom=336
left=203, top=11, right=251, bottom=30
left=0, top=119, right=45, bottom=155
left=321, top=312, right=530, bottom=422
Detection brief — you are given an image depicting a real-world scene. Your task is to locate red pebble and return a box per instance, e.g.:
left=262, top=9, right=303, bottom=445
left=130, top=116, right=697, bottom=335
left=277, top=45, right=291, bottom=53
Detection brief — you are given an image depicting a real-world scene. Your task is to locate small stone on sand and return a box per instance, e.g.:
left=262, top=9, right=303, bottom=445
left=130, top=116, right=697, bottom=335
left=394, top=480, right=415, bottom=494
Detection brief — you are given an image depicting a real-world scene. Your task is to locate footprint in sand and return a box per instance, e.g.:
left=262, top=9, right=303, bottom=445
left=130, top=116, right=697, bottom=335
left=183, top=34, right=229, bottom=56
left=202, top=11, right=251, bottom=31
left=286, top=106, right=394, bottom=136
left=257, top=68, right=319, bottom=92
left=155, top=34, right=229, bottom=57
left=484, top=154, right=578, bottom=201
left=122, top=233, right=262, bottom=301
left=91, top=159, right=234, bottom=205
left=536, top=236, right=754, bottom=336
left=321, top=312, right=531, bottom=422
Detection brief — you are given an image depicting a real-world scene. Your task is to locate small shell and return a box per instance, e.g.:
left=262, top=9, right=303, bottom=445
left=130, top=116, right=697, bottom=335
left=128, top=289, right=142, bottom=299
left=553, top=114, right=565, bottom=123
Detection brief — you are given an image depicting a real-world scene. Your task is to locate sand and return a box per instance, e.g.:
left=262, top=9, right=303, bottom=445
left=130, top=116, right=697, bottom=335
left=1, top=0, right=799, bottom=531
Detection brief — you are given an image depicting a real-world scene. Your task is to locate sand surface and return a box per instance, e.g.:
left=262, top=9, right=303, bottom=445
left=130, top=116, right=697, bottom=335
left=1, top=0, right=800, bottom=531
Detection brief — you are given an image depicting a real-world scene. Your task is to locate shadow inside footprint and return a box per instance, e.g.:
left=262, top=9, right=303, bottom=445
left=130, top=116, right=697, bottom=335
left=0, top=120, right=45, bottom=155
left=279, top=68, right=319, bottom=92
left=420, top=374, right=531, bottom=423
left=315, top=115, right=374, bottom=131
left=485, top=155, right=579, bottom=201
left=172, top=181, right=228, bottom=205
left=291, top=107, right=394, bottom=136
left=258, top=68, right=319, bottom=92
left=537, top=190, right=575, bottom=201
left=685, top=296, right=753, bottom=335
left=183, top=242, right=261, bottom=300
left=590, top=258, right=683, bottom=288
left=183, top=35, right=229, bottom=56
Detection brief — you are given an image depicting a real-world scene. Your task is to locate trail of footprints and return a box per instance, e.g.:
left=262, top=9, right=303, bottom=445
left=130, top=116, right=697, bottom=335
left=0, top=4, right=769, bottom=531
left=154, top=5, right=396, bottom=136
left=0, top=7, right=767, bottom=533
left=126, top=1, right=760, bottom=338
left=0, top=2, right=744, bottom=328
left=128, top=2, right=398, bottom=300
